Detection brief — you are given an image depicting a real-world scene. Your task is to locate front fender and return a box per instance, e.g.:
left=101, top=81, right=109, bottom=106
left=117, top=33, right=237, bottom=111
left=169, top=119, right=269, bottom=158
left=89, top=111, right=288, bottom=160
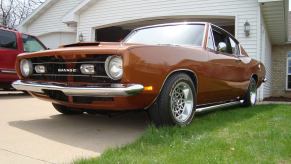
left=120, top=45, right=207, bottom=108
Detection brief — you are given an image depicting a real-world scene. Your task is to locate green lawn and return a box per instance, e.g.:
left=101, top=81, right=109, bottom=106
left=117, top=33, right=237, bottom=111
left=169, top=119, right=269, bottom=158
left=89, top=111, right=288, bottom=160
left=76, top=105, right=291, bottom=164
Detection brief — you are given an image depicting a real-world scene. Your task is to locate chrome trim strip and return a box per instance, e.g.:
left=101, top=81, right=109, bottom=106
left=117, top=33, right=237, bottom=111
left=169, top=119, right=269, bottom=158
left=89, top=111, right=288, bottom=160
left=12, top=80, right=144, bottom=97
left=32, top=61, right=105, bottom=65
left=130, top=22, right=207, bottom=33
left=0, top=69, right=16, bottom=74
left=31, top=74, right=110, bottom=78
left=196, top=101, right=241, bottom=113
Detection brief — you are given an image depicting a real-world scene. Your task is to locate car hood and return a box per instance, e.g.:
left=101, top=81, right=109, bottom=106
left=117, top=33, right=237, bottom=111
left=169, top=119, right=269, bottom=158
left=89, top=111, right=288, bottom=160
left=18, top=42, right=138, bottom=58
left=17, top=42, right=203, bottom=59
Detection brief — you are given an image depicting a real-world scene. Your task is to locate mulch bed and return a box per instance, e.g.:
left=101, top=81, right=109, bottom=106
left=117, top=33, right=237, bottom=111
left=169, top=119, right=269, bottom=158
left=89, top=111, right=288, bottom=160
left=264, top=97, right=291, bottom=102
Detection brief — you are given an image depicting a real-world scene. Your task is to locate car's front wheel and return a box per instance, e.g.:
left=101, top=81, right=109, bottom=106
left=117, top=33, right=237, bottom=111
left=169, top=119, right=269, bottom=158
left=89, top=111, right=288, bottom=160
left=148, top=73, right=196, bottom=127
left=242, top=78, right=257, bottom=107
left=52, top=103, right=83, bottom=115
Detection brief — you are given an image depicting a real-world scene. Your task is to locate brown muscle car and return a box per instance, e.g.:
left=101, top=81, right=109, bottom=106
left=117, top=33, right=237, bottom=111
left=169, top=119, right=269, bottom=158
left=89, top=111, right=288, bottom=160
left=12, top=22, right=266, bottom=126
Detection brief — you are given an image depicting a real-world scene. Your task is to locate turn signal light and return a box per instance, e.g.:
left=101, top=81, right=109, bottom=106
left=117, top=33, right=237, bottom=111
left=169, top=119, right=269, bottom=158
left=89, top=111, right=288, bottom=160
left=144, top=86, right=153, bottom=91
left=35, top=65, right=46, bottom=74
left=80, top=64, right=95, bottom=75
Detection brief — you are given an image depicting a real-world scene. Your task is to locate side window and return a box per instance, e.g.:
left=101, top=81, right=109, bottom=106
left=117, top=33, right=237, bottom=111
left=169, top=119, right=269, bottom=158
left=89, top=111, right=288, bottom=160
left=240, top=46, right=248, bottom=56
left=207, top=27, right=215, bottom=50
left=0, top=29, right=17, bottom=49
left=229, top=37, right=239, bottom=56
left=212, top=26, right=233, bottom=55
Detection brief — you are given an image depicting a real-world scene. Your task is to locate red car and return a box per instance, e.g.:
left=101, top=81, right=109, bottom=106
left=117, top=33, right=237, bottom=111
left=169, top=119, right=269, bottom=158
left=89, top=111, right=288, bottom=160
left=0, top=26, right=47, bottom=90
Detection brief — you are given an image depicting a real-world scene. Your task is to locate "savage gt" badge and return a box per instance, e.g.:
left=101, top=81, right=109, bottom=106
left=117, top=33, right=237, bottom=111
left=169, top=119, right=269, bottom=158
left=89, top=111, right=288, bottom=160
left=57, top=68, right=77, bottom=73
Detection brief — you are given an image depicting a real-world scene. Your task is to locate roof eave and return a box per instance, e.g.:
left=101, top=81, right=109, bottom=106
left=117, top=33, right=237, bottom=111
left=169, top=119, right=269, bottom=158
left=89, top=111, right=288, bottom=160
left=259, top=0, right=289, bottom=45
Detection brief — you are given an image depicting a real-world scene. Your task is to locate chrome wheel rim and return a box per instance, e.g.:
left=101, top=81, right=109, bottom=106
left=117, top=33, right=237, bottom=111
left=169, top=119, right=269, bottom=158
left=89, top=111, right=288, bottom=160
left=170, top=82, right=194, bottom=123
left=250, top=81, right=257, bottom=105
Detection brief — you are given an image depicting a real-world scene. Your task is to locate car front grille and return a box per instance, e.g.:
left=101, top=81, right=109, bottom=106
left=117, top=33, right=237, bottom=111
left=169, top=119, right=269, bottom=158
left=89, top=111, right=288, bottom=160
left=43, top=90, right=68, bottom=102
left=73, top=97, right=114, bottom=104
left=28, top=55, right=119, bottom=83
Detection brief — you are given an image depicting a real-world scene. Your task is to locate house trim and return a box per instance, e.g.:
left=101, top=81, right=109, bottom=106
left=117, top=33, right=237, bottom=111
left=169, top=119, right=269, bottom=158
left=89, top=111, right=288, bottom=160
left=286, top=52, right=291, bottom=91
left=258, top=0, right=283, bottom=2
left=62, top=0, right=96, bottom=25
left=259, top=0, right=289, bottom=45
left=38, top=31, right=76, bottom=37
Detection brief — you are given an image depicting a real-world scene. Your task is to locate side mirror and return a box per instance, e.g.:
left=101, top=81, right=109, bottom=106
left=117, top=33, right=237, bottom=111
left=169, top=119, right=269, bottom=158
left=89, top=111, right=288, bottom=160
left=217, top=42, right=227, bottom=53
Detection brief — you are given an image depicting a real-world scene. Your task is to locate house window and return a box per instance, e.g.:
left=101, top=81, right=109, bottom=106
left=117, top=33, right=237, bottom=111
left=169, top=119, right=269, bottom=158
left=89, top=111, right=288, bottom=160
left=287, top=52, right=291, bottom=90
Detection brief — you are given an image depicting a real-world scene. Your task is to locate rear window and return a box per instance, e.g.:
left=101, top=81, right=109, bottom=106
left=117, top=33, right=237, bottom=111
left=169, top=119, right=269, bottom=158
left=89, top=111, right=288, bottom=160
left=0, top=29, right=17, bottom=49
left=22, top=34, right=46, bottom=52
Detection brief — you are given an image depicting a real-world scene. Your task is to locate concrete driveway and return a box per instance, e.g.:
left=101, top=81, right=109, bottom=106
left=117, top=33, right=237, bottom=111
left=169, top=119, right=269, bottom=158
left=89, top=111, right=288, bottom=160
left=0, top=92, right=148, bottom=164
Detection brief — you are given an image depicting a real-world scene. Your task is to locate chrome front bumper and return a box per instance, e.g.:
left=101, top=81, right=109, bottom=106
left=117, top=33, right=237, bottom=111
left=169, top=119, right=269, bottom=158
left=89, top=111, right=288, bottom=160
left=12, top=80, right=144, bottom=97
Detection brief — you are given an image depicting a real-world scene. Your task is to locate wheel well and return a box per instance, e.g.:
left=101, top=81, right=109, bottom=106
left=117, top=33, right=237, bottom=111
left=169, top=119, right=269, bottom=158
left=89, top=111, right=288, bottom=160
left=168, top=70, right=198, bottom=93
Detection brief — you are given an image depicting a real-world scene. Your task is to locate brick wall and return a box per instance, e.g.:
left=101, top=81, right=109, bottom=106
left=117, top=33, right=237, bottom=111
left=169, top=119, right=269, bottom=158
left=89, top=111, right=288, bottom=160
left=272, top=44, right=291, bottom=98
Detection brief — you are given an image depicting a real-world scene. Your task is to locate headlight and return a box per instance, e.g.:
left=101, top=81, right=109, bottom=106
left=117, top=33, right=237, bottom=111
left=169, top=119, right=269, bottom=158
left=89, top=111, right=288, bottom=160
left=105, top=56, right=123, bottom=80
left=20, top=59, right=33, bottom=77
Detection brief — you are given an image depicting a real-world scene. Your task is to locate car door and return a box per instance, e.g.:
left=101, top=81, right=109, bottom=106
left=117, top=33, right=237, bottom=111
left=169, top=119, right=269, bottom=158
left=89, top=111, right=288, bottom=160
left=228, top=37, right=251, bottom=98
left=0, top=29, right=21, bottom=72
left=206, top=25, right=246, bottom=102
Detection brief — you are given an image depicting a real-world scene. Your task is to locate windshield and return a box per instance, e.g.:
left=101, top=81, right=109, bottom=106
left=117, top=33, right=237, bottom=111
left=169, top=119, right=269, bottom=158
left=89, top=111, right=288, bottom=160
left=124, top=24, right=205, bottom=47
left=22, top=34, right=46, bottom=52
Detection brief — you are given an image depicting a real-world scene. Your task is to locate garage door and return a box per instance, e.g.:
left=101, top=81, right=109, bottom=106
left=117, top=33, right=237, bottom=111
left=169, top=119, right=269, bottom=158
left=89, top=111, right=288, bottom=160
left=95, top=18, right=235, bottom=42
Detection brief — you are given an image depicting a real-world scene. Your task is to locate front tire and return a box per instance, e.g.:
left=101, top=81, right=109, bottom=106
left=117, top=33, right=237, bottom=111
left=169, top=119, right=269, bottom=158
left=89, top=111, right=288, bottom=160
left=242, top=78, right=257, bottom=107
left=52, top=103, right=83, bottom=115
left=148, top=73, right=196, bottom=127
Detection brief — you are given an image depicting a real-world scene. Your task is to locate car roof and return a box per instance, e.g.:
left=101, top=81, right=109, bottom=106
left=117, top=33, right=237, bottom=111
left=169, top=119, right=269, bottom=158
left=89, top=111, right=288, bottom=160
left=0, top=25, right=19, bottom=33
left=132, top=22, right=238, bottom=44
left=133, top=22, right=208, bottom=31
left=0, top=26, right=38, bottom=38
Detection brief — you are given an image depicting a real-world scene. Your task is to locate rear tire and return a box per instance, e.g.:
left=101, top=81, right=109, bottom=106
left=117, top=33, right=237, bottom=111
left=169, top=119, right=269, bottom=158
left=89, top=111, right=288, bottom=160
left=148, top=73, right=196, bottom=127
left=52, top=103, right=83, bottom=115
left=242, top=78, right=257, bottom=107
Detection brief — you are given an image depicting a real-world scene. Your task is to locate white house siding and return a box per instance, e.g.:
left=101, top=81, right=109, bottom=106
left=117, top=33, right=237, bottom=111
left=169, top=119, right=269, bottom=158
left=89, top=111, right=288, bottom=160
left=262, top=31, right=272, bottom=98
left=20, top=0, right=82, bottom=48
left=78, top=0, right=259, bottom=59
left=288, top=12, right=291, bottom=41
left=38, top=32, right=76, bottom=49
left=26, top=0, right=82, bottom=36
left=260, top=9, right=272, bottom=99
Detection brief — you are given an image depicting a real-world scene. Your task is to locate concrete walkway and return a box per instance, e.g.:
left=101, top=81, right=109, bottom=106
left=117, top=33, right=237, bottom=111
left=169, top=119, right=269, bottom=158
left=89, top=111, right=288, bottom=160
left=0, top=92, right=147, bottom=164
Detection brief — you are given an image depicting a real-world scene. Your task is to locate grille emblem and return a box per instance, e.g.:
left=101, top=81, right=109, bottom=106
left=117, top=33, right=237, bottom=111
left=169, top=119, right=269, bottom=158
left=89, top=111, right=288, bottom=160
left=57, top=68, right=77, bottom=73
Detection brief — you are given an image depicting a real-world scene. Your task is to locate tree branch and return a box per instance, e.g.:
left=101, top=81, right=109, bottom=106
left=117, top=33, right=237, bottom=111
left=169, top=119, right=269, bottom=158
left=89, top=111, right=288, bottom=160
left=0, top=0, right=45, bottom=28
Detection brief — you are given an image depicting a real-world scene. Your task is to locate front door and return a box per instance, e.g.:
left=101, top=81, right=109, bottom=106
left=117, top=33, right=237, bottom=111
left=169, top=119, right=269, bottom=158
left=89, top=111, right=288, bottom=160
left=0, top=29, right=20, bottom=71
left=206, top=25, right=247, bottom=102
